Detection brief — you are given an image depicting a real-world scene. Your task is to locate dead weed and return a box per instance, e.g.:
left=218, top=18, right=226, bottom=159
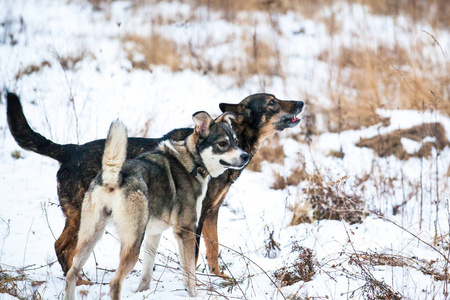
left=356, top=122, right=449, bottom=160
left=274, top=242, right=317, bottom=286
left=0, top=267, right=42, bottom=300
left=351, top=251, right=450, bottom=282
left=123, top=32, right=182, bottom=72
left=289, top=174, right=367, bottom=225
left=15, top=60, right=51, bottom=80
left=319, top=41, right=449, bottom=132
left=247, top=133, right=286, bottom=172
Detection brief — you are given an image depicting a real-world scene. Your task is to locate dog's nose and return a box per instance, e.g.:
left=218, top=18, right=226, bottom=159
left=241, top=152, right=250, bottom=163
left=296, top=101, right=304, bottom=111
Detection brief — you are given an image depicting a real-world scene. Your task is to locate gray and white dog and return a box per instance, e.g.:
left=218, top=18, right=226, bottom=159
left=64, top=111, right=249, bottom=299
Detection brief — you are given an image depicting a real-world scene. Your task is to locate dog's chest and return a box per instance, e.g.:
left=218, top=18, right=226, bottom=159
left=195, top=176, right=210, bottom=226
left=145, top=175, right=209, bottom=234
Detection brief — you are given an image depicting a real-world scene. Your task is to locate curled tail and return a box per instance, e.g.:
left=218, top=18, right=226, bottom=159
left=102, top=120, right=128, bottom=188
left=6, top=92, right=74, bottom=163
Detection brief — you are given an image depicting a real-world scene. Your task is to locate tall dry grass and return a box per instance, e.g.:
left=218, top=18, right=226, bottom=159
left=122, top=32, right=182, bottom=72
left=355, top=0, right=449, bottom=29
left=319, top=40, right=449, bottom=132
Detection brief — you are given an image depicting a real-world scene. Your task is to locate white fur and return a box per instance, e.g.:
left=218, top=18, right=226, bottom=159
left=196, top=176, right=209, bottom=226
left=200, top=147, right=247, bottom=177
left=200, top=147, right=227, bottom=178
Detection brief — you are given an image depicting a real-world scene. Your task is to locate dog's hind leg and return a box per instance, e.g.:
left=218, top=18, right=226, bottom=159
left=174, top=227, right=197, bottom=297
left=64, top=192, right=109, bottom=300
left=110, top=191, right=148, bottom=299
left=136, top=233, right=161, bottom=292
left=110, top=241, right=142, bottom=300
left=55, top=205, right=80, bottom=276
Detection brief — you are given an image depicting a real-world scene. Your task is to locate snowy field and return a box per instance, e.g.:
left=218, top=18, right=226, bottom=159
left=0, top=0, right=449, bottom=299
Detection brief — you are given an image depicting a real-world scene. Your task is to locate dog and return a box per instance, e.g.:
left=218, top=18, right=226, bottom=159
left=6, top=92, right=304, bottom=280
left=64, top=112, right=249, bottom=299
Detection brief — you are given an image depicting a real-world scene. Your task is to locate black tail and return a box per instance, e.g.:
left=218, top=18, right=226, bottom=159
left=6, top=92, right=74, bottom=163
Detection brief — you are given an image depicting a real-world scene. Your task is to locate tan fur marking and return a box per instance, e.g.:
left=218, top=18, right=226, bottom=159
left=202, top=213, right=222, bottom=276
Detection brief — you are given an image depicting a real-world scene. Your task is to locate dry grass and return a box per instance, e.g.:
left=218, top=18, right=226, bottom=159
left=306, top=178, right=367, bottom=224
left=87, top=0, right=450, bottom=30
left=361, top=275, right=402, bottom=300
left=290, top=200, right=313, bottom=225
left=190, top=0, right=449, bottom=30
left=245, top=31, right=278, bottom=73
left=356, top=122, right=449, bottom=160
left=350, top=251, right=450, bottom=282
left=271, top=163, right=308, bottom=190
left=288, top=173, right=367, bottom=225
left=54, top=51, right=86, bottom=72
left=269, top=155, right=367, bottom=225
left=10, top=150, right=23, bottom=159
left=122, top=27, right=284, bottom=87
left=274, top=242, right=317, bottom=286
left=264, top=225, right=281, bottom=259
left=0, top=268, right=43, bottom=300
left=123, top=32, right=182, bottom=72
left=355, top=0, right=450, bottom=29
left=15, top=60, right=51, bottom=80
left=190, top=0, right=333, bottom=19
left=247, top=133, right=286, bottom=172
left=319, top=41, right=449, bottom=132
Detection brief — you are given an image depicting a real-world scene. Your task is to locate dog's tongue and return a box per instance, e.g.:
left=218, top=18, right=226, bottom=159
left=291, top=117, right=298, bottom=122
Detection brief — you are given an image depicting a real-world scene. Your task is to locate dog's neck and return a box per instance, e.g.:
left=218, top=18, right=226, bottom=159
left=233, top=124, right=261, bottom=158
left=184, top=134, right=209, bottom=178
left=158, top=136, right=209, bottom=179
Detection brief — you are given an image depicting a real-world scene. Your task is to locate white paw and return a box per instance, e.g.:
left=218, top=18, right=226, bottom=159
left=186, top=286, right=198, bottom=297
left=135, top=280, right=150, bottom=293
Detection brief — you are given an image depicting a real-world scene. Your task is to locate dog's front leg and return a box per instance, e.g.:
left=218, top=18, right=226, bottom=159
left=174, top=228, right=197, bottom=297
left=136, top=233, right=161, bottom=292
left=202, top=205, right=226, bottom=277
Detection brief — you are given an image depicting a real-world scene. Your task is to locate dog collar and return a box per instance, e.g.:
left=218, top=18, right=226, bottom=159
left=190, top=164, right=208, bottom=178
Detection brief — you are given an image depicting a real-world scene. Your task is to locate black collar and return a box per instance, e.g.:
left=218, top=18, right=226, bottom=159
left=184, top=139, right=209, bottom=179
left=190, top=164, right=208, bottom=178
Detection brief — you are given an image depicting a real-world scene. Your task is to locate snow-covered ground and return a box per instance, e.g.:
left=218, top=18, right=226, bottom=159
left=0, top=0, right=449, bottom=299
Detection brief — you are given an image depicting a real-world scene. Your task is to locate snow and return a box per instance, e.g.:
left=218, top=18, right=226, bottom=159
left=1, top=0, right=449, bottom=299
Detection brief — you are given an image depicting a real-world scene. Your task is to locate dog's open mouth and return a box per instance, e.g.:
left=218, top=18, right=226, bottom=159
left=219, top=159, right=247, bottom=170
left=279, top=114, right=301, bottom=128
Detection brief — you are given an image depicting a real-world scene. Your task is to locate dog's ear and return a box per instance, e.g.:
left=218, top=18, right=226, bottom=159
left=215, top=112, right=237, bottom=127
left=219, top=103, right=243, bottom=114
left=193, top=111, right=214, bottom=138
left=219, top=103, right=248, bottom=124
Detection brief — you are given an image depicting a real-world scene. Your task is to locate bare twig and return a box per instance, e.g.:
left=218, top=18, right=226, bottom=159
left=373, top=212, right=450, bottom=265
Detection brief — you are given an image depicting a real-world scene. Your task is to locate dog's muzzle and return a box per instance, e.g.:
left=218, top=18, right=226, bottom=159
left=220, top=152, right=249, bottom=169
left=278, top=101, right=304, bottom=130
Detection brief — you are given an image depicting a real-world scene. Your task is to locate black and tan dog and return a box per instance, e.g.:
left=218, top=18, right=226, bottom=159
left=6, top=92, right=304, bottom=280
left=65, top=112, right=248, bottom=299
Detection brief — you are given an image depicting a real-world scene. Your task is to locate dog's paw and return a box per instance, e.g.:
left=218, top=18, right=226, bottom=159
left=135, top=281, right=150, bottom=293
left=217, top=271, right=230, bottom=279
left=76, top=278, right=93, bottom=286
left=186, top=287, right=198, bottom=297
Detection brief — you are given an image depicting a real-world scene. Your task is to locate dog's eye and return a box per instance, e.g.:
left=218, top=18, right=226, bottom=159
left=268, top=99, right=275, bottom=106
left=218, top=141, right=229, bottom=148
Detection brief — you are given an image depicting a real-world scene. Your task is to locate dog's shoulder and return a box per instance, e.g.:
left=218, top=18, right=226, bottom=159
left=130, top=140, right=187, bottom=175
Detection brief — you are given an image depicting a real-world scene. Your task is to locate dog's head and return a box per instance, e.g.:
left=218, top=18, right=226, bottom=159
left=219, top=93, right=304, bottom=141
left=192, top=111, right=249, bottom=178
